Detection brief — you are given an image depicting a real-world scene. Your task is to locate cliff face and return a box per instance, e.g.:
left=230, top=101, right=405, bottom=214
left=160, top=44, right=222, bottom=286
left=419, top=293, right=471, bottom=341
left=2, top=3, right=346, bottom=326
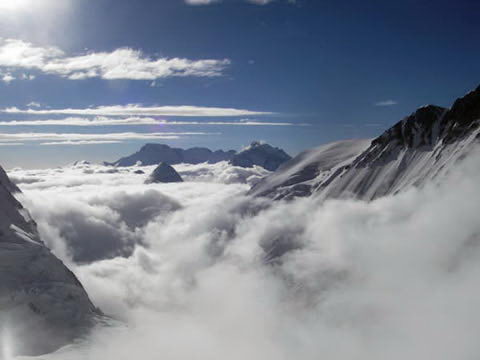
left=0, top=165, right=100, bottom=356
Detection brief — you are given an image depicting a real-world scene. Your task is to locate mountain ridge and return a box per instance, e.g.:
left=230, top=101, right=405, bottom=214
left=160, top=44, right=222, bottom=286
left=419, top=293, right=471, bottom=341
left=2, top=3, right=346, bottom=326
left=0, top=164, right=101, bottom=356
left=250, top=85, right=480, bottom=201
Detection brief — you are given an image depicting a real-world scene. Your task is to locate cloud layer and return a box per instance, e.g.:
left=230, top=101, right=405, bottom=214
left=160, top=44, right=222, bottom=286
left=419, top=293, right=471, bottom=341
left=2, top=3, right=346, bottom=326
left=0, top=38, right=230, bottom=81
left=0, top=131, right=213, bottom=146
left=0, top=117, right=297, bottom=127
left=2, top=104, right=273, bottom=117
left=6, top=149, right=480, bottom=359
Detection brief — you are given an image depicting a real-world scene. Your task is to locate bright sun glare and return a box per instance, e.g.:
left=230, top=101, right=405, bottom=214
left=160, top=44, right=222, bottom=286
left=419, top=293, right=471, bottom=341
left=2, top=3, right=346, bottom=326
left=0, top=0, right=34, bottom=11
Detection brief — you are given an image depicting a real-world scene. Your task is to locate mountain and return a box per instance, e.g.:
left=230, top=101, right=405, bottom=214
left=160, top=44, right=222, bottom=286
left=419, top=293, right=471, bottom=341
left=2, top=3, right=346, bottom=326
left=145, top=162, right=184, bottom=183
left=109, top=143, right=236, bottom=167
left=229, top=141, right=292, bottom=171
left=249, top=139, right=371, bottom=199
left=0, top=165, right=100, bottom=356
left=250, top=86, right=480, bottom=201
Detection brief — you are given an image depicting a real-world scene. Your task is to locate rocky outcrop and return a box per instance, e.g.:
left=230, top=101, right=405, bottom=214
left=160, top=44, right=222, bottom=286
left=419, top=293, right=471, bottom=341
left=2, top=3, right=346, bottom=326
left=145, top=162, right=183, bottom=184
left=251, top=85, right=480, bottom=201
left=229, top=141, right=291, bottom=171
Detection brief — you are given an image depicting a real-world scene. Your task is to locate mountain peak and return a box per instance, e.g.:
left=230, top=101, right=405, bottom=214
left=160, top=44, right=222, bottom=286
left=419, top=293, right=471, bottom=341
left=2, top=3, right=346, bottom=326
left=145, top=162, right=183, bottom=184
left=230, top=142, right=291, bottom=171
left=372, top=104, right=446, bottom=148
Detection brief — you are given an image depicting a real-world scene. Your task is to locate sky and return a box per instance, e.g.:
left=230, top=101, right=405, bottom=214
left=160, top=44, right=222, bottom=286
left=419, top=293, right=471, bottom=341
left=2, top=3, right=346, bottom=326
left=0, top=0, right=478, bottom=168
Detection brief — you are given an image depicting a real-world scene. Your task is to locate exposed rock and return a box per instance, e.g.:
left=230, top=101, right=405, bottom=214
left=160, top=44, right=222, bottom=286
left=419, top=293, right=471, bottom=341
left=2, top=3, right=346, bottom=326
left=145, top=162, right=183, bottom=184
left=0, top=165, right=101, bottom=356
left=229, top=141, right=291, bottom=171
left=251, top=85, right=480, bottom=201
left=109, top=144, right=235, bottom=167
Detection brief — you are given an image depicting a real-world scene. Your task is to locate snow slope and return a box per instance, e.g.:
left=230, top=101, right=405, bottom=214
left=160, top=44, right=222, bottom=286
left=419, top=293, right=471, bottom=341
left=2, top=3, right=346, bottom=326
left=0, top=165, right=100, bottom=356
left=229, top=141, right=291, bottom=171
left=251, top=86, right=480, bottom=201
left=249, top=139, right=371, bottom=199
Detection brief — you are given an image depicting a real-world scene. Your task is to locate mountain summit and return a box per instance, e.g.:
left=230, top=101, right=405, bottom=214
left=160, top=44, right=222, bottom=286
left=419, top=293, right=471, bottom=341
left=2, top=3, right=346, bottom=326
left=251, top=85, right=480, bottom=200
left=229, top=141, right=292, bottom=171
left=145, top=162, right=184, bottom=184
left=109, top=144, right=236, bottom=167
left=108, top=142, right=291, bottom=171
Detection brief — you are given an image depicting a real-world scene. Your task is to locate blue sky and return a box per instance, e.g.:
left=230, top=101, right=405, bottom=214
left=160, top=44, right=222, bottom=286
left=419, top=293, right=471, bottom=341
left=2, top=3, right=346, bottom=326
left=0, top=0, right=478, bottom=168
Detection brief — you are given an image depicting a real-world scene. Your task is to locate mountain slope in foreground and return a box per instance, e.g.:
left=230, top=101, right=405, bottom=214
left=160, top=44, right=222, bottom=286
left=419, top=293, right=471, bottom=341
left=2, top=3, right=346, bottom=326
left=251, top=85, right=480, bottom=200
left=0, top=166, right=100, bottom=356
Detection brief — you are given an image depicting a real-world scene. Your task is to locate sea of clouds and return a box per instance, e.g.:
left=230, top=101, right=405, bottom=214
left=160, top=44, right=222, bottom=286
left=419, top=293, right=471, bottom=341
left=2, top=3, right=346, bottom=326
left=7, top=154, right=480, bottom=360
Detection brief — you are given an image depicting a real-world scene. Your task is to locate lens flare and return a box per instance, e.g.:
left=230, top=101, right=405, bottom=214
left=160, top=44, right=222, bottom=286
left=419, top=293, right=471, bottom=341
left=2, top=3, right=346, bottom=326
left=1, top=325, right=15, bottom=360
left=0, top=0, right=33, bottom=11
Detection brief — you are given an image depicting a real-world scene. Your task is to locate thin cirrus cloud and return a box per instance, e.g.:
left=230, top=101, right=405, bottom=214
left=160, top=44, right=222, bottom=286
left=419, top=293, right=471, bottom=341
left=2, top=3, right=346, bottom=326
left=0, top=131, right=213, bottom=146
left=0, top=116, right=301, bottom=127
left=0, top=38, right=230, bottom=81
left=185, top=0, right=276, bottom=4
left=374, top=100, right=398, bottom=106
left=2, top=104, right=274, bottom=117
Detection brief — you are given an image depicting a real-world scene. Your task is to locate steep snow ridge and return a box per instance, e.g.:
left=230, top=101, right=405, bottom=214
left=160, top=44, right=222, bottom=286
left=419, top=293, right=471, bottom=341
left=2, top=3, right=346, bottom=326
left=252, top=86, right=480, bottom=201
left=0, top=165, right=99, bottom=356
left=249, top=139, right=371, bottom=199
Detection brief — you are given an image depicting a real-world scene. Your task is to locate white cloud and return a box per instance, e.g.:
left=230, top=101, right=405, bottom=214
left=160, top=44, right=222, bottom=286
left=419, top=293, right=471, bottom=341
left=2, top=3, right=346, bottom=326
left=0, top=116, right=298, bottom=127
left=185, top=0, right=221, bottom=4
left=0, top=38, right=230, bottom=81
left=26, top=102, right=41, bottom=108
left=374, top=99, right=398, bottom=106
left=0, top=131, right=214, bottom=145
left=1, top=72, right=15, bottom=83
left=8, top=150, right=480, bottom=359
left=0, top=142, right=24, bottom=146
left=185, top=0, right=277, bottom=4
left=246, top=0, right=276, bottom=4
left=2, top=104, right=274, bottom=117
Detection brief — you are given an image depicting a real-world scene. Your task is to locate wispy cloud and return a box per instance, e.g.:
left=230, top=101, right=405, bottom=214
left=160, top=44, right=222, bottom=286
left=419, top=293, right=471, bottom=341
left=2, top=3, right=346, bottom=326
left=185, top=0, right=221, bottom=4
left=0, top=142, right=24, bottom=146
left=0, top=38, right=230, bottom=81
left=0, top=116, right=300, bottom=127
left=2, top=104, right=274, bottom=117
left=0, top=131, right=214, bottom=145
left=374, top=100, right=398, bottom=107
left=186, top=0, right=277, bottom=4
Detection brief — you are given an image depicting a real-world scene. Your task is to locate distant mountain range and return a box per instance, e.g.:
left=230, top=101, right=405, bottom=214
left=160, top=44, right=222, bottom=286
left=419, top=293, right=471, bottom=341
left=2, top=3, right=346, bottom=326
left=250, top=85, right=480, bottom=200
left=108, top=141, right=292, bottom=171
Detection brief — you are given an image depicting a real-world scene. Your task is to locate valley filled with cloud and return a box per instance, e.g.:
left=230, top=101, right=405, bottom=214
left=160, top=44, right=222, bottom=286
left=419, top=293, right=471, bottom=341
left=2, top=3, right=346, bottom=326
left=7, top=151, right=480, bottom=360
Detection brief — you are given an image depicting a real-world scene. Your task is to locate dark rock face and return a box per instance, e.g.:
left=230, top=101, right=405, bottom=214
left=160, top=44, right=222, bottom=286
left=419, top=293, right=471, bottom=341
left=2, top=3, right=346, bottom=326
left=251, top=85, right=480, bottom=201
left=229, top=141, right=292, bottom=171
left=371, top=105, right=447, bottom=148
left=110, top=144, right=236, bottom=167
left=441, top=87, right=480, bottom=143
left=145, top=162, right=183, bottom=184
left=0, top=164, right=101, bottom=356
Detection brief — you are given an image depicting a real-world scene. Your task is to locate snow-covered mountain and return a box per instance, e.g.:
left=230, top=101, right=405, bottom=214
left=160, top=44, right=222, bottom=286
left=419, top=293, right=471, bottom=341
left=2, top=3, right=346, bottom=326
left=249, top=139, right=371, bottom=199
left=0, top=165, right=100, bottom=356
left=250, top=86, right=480, bottom=201
left=229, top=141, right=292, bottom=171
left=108, top=142, right=291, bottom=171
left=109, top=143, right=236, bottom=167
left=145, top=162, right=184, bottom=183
